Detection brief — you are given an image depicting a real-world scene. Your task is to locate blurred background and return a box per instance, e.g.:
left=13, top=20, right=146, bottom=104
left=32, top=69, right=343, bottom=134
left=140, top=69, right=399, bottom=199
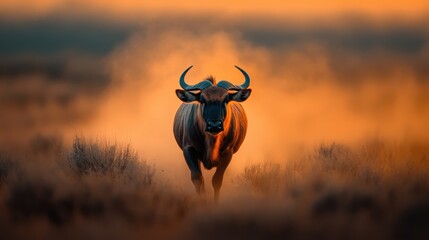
left=1, top=1, right=429, bottom=239
left=1, top=1, right=428, bottom=182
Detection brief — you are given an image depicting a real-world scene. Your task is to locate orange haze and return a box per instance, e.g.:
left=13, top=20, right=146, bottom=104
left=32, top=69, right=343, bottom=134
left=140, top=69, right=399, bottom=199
left=71, top=28, right=429, bottom=192
left=1, top=2, right=429, bottom=193
left=1, top=0, right=429, bottom=20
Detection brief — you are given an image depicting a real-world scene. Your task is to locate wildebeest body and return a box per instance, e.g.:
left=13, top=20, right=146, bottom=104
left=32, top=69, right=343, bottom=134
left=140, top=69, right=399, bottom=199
left=174, top=101, right=247, bottom=169
left=173, top=66, right=251, bottom=200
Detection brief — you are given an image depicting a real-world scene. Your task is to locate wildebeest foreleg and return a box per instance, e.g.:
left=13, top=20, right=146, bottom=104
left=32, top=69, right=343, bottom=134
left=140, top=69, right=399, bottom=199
left=212, top=151, right=232, bottom=201
left=183, top=146, right=205, bottom=194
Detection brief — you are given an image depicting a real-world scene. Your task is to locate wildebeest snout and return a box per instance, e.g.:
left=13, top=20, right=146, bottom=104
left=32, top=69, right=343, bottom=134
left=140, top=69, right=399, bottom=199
left=206, top=120, right=223, bottom=133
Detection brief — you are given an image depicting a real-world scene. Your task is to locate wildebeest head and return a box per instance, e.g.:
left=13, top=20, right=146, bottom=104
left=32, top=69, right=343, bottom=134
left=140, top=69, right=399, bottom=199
left=175, top=66, right=251, bottom=134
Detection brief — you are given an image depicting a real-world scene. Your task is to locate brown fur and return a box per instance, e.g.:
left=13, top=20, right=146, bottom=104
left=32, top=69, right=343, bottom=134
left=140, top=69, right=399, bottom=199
left=201, top=86, right=228, bottom=103
left=173, top=87, right=247, bottom=169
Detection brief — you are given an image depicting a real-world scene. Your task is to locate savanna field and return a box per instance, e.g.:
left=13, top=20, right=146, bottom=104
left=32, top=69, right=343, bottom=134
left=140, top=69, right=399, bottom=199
left=1, top=1, right=429, bottom=239
left=1, top=137, right=429, bottom=239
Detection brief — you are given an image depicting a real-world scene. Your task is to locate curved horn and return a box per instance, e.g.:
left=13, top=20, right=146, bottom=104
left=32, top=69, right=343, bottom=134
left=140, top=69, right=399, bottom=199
left=179, top=65, right=213, bottom=90
left=235, top=65, right=250, bottom=89
left=217, top=65, right=251, bottom=90
left=180, top=65, right=193, bottom=90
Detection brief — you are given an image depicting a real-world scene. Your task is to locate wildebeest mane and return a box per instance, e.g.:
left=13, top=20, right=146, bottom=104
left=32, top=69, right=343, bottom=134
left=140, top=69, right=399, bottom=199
left=205, top=76, right=216, bottom=85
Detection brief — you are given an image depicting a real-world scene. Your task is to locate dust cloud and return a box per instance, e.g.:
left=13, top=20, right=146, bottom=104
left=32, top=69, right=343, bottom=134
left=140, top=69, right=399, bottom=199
left=75, top=25, right=429, bottom=194
left=2, top=8, right=429, bottom=239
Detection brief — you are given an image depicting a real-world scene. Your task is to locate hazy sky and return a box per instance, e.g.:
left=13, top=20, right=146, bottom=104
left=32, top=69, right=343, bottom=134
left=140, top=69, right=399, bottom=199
left=1, top=1, right=429, bottom=20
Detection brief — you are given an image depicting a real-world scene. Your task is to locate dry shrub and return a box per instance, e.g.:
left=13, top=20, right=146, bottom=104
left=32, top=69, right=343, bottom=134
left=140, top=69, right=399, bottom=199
left=2, top=138, right=429, bottom=239
left=0, top=155, right=13, bottom=184
left=215, top=140, right=429, bottom=240
left=0, top=136, right=191, bottom=239
left=235, top=161, right=281, bottom=194
left=235, top=141, right=429, bottom=196
left=67, top=137, right=154, bottom=186
left=281, top=140, right=429, bottom=190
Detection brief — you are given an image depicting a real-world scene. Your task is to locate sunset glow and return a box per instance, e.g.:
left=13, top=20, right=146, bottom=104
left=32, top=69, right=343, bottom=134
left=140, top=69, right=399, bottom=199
left=1, top=1, right=429, bottom=239
left=1, top=0, right=429, bottom=20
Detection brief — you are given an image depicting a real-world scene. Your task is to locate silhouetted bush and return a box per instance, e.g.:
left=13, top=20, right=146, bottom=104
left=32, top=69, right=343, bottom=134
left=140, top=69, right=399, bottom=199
left=236, top=161, right=281, bottom=194
left=2, top=139, right=429, bottom=239
left=0, top=155, right=15, bottom=185
left=67, top=137, right=154, bottom=186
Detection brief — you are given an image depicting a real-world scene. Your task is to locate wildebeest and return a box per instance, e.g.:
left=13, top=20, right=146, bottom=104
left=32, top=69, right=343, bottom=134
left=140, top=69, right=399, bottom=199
left=174, top=66, right=251, bottom=201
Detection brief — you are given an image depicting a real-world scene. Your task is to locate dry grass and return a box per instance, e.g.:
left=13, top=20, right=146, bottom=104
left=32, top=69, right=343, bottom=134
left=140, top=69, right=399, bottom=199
left=183, top=140, right=429, bottom=240
left=0, top=155, right=11, bottom=182
left=0, top=136, right=190, bottom=239
left=235, top=160, right=281, bottom=194
left=67, top=137, right=154, bottom=186
left=1, top=138, right=429, bottom=239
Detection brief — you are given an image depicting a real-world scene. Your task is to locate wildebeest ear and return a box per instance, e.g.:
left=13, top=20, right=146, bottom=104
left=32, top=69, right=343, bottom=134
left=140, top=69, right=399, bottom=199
left=229, top=89, right=251, bottom=102
left=175, top=89, right=200, bottom=102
